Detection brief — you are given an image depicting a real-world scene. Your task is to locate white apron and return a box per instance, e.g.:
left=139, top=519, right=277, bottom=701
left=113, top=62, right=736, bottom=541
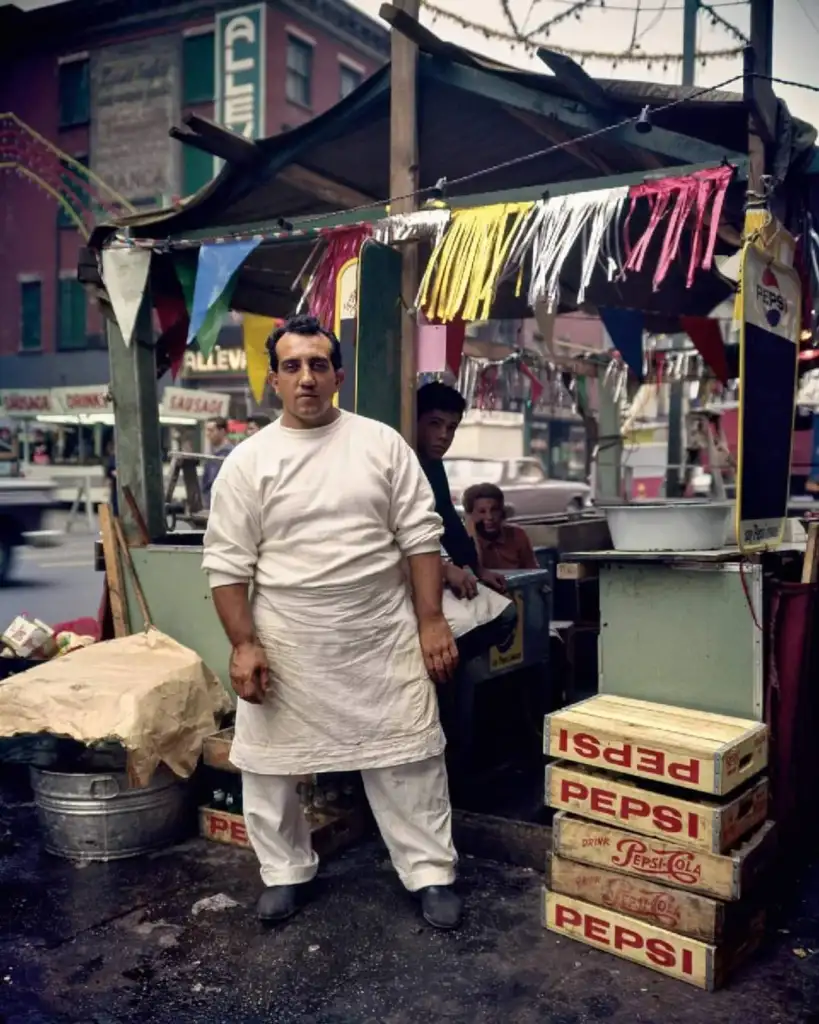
left=229, top=565, right=445, bottom=775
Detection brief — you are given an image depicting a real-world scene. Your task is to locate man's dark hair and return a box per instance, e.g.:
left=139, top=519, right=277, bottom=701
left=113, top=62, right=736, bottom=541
left=266, top=314, right=342, bottom=372
left=463, top=482, right=506, bottom=515
left=248, top=414, right=272, bottom=428
left=417, top=382, right=466, bottom=419
left=207, top=417, right=228, bottom=432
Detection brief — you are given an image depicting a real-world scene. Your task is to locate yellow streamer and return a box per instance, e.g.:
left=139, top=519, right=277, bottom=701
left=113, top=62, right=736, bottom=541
left=417, top=203, right=532, bottom=323
left=243, top=314, right=278, bottom=404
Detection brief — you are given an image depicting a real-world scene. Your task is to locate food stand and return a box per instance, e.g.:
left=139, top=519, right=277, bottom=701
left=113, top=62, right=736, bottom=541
left=78, top=7, right=819, bottom=873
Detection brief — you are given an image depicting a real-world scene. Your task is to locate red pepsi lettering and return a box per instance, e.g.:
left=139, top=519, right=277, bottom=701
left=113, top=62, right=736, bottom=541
left=668, top=758, right=700, bottom=785
left=636, top=748, right=665, bottom=776
left=613, top=925, right=643, bottom=951
left=584, top=915, right=610, bottom=944
left=573, top=732, right=600, bottom=760
left=555, top=904, right=582, bottom=929
left=646, top=938, right=676, bottom=969
left=560, top=779, right=588, bottom=803
left=590, top=787, right=616, bottom=816
left=602, top=741, right=631, bottom=768
left=209, top=814, right=228, bottom=836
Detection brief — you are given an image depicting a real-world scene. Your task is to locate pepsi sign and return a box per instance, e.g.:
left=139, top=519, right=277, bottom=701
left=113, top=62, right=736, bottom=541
left=755, top=266, right=787, bottom=329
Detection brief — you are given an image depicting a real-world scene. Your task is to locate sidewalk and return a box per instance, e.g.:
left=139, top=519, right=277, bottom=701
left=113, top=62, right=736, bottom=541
left=3, top=782, right=819, bottom=1024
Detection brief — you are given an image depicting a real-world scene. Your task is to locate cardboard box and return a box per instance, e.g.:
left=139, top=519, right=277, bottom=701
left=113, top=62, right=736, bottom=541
left=545, top=761, right=768, bottom=854
left=551, top=812, right=776, bottom=902
left=543, top=889, right=766, bottom=990
left=544, top=695, right=767, bottom=797
left=547, top=854, right=762, bottom=944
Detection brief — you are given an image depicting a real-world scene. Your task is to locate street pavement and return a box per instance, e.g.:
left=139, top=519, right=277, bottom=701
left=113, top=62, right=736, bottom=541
left=0, top=515, right=102, bottom=631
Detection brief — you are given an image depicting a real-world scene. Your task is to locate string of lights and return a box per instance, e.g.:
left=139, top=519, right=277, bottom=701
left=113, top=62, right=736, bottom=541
left=697, top=0, right=749, bottom=46
left=420, top=0, right=744, bottom=64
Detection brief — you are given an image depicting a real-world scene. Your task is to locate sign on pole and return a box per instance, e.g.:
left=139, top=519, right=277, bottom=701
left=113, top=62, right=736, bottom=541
left=736, top=245, right=801, bottom=552
left=214, top=4, right=267, bottom=175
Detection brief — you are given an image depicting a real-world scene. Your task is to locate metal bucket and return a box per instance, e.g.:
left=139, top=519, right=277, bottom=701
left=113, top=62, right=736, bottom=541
left=30, top=765, right=191, bottom=863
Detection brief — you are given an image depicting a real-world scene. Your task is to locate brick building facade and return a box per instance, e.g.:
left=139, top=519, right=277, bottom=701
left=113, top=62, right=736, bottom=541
left=0, top=0, right=388, bottom=390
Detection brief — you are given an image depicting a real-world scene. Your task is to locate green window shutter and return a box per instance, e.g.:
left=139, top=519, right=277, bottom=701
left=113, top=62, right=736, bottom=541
left=20, top=281, right=42, bottom=351
left=183, top=32, right=215, bottom=105
left=57, top=279, right=88, bottom=351
left=58, top=154, right=90, bottom=229
left=182, top=144, right=215, bottom=197
left=58, top=59, right=90, bottom=128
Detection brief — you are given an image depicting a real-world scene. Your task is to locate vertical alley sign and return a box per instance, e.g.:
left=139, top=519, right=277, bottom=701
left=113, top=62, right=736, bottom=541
left=215, top=4, right=266, bottom=166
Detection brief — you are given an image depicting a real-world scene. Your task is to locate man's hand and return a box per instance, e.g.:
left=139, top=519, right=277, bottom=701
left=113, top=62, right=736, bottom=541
left=418, top=614, right=459, bottom=684
left=230, top=641, right=269, bottom=704
left=479, top=569, right=508, bottom=594
left=444, top=562, right=478, bottom=600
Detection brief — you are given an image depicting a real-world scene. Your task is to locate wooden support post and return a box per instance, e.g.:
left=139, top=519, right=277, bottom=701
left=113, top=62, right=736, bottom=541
left=106, top=295, right=166, bottom=544
left=665, top=381, right=685, bottom=498
left=389, top=0, right=420, bottom=445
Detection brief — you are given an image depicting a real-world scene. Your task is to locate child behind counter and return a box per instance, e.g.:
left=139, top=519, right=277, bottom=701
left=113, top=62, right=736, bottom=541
left=462, top=483, right=539, bottom=572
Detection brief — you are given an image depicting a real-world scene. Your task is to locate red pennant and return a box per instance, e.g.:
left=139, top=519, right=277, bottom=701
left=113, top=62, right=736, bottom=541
left=154, top=293, right=190, bottom=380
left=680, top=315, right=730, bottom=384
left=519, top=361, right=544, bottom=404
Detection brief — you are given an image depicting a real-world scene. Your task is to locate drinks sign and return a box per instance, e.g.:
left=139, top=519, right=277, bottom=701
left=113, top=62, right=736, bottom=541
left=215, top=3, right=266, bottom=172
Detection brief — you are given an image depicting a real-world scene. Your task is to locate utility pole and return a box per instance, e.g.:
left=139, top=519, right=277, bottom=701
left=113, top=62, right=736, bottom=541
left=682, top=0, right=698, bottom=86
left=388, top=0, right=420, bottom=445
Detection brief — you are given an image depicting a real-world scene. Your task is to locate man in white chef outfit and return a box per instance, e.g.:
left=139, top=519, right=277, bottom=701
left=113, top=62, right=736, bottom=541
left=202, top=314, right=463, bottom=930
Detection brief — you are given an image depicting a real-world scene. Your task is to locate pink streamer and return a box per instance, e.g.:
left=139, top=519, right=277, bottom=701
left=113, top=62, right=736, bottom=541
left=623, top=165, right=734, bottom=291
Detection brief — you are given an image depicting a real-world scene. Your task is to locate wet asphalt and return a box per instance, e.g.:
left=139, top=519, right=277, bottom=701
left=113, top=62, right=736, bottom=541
left=3, top=777, right=819, bottom=1024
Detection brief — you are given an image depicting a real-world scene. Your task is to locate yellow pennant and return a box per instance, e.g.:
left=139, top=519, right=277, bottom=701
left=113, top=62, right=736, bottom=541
left=242, top=314, right=278, bottom=403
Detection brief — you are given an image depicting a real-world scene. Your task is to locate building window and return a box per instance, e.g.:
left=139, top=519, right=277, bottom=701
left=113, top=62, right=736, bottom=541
left=58, top=59, right=90, bottom=128
left=57, top=278, right=88, bottom=351
left=57, top=154, right=90, bottom=229
left=340, top=63, right=363, bottom=99
left=182, top=145, right=215, bottom=197
left=286, top=36, right=313, bottom=108
left=20, top=281, right=42, bottom=352
left=183, top=32, right=215, bottom=105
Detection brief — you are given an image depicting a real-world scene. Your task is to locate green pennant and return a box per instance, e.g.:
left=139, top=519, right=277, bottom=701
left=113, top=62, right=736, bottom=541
left=173, top=258, right=239, bottom=359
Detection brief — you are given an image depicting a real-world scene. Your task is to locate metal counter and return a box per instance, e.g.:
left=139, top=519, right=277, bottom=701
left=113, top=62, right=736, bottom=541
left=123, top=547, right=551, bottom=691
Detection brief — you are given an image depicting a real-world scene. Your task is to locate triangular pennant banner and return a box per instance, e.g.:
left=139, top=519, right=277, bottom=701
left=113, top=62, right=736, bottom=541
left=154, top=293, right=190, bottom=381
left=600, top=307, right=644, bottom=380
left=680, top=316, right=730, bottom=384
left=187, top=238, right=261, bottom=350
left=101, top=248, right=152, bottom=347
left=243, top=314, right=279, bottom=404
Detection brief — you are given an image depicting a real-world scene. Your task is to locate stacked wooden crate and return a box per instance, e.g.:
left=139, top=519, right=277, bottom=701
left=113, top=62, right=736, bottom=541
left=542, top=695, right=776, bottom=990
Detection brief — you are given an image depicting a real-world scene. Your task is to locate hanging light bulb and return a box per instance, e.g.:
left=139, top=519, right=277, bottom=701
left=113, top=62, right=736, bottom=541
left=635, top=105, right=653, bottom=135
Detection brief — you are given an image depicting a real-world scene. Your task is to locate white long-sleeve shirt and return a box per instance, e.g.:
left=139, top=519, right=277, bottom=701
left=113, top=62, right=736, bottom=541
left=201, top=411, right=447, bottom=774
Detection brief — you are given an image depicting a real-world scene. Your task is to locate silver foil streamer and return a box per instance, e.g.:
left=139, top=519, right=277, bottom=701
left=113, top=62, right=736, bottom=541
left=373, top=209, right=451, bottom=248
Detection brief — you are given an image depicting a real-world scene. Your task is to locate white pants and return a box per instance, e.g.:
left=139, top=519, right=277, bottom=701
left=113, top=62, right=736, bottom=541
left=242, top=753, right=458, bottom=892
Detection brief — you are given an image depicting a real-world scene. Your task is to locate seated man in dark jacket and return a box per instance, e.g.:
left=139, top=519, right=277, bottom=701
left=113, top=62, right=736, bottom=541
left=416, top=382, right=505, bottom=598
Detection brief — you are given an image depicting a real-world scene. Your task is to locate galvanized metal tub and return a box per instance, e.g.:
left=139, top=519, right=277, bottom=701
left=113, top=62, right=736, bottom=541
left=601, top=501, right=733, bottom=552
left=30, top=765, right=191, bottom=863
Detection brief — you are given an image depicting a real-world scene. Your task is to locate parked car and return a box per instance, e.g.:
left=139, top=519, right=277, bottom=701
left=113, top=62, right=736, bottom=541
left=444, top=457, right=592, bottom=519
left=0, top=467, right=61, bottom=586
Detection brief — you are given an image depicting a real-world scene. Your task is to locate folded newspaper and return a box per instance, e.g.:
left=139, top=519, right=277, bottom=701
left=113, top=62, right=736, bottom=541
left=0, top=628, right=231, bottom=786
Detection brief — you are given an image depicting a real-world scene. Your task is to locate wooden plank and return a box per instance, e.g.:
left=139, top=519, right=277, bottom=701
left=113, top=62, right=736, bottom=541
left=544, top=695, right=768, bottom=796
left=802, top=521, right=819, bottom=584
left=545, top=761, right=769, bottom=854
left=552, top=813, right=777, bottom=902
left=277, top=165, right=376, bottom=209
left=543, top=890, right=766, bottom=991
left=122, top=485, right=151, bottom=546
left=112, top=515, right=152, bottom=631
left=547, top=854, right=761, bottom=943
left=98, top=503, right=129, bottom=638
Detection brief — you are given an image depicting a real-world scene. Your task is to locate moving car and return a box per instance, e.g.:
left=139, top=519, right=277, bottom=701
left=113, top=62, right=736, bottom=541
left=444, top=457, right=592, bottom=519
left=0, top=460, right=61, bottom=586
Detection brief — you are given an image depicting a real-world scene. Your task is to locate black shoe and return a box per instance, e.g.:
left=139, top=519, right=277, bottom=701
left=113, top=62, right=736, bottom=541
left=256, top=884, right=300, bottom=923
left=419, top=885, right=463, bottom=930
